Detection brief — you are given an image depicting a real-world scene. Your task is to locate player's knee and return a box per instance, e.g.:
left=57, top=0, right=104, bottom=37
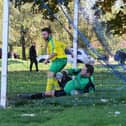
left=45, top=91, right=54, bottom=96
left=48, top=71, right=54, bottom=78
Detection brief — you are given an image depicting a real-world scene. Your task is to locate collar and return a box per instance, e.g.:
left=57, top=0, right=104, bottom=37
left=48, top=36, right=53, bottom=42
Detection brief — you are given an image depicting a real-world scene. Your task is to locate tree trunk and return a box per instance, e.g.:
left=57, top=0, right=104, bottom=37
left=21, top=36, right=26, bottom=60
left=8, top=44, right=13, bottom=58
left=20, top=25, right=26, bottom=60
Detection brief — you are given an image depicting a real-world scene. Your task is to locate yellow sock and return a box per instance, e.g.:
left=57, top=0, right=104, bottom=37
left=53, top=78, right=61, bottom=91
left=46, top=78, right=61, bottom=91
left=46, top=78, right=53, bottom=91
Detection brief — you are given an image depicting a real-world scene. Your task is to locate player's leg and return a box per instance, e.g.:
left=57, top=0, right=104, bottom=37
left=45, top=58, right=67, bottom=95
left=34, top=58, right=39, bottom=71
left=50, top=58, right=67, bottom=90
left=30, top=59, right=34, bottom=72
left=45, top=71, right=55, bottom=96
left=17, top=92, right=45, bottom=99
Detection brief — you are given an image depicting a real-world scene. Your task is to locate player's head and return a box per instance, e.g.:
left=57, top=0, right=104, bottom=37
left=55, top=72, right=63, bottom=80
left=81, top=64, right=94, bottom=77
left=32, top=42, right=36, bottom=46
left=41, top=27, right=52, bottom=41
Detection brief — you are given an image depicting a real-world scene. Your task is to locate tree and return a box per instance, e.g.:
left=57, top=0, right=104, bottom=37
left=20, top=25, right=27, bottom=60
left=11, top=0, right=72, bottom=20
left=11, top=0, right=126, bottom=36
left=9, top=0, right=126, bottom=55
left=94, top=0, right=126, bottom=35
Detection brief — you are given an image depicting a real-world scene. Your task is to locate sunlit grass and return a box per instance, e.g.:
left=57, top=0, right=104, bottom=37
left=0, top=59, right=126, bottom=126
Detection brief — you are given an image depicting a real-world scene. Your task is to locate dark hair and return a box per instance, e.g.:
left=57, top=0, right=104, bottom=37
left=85, top=64, right=94, bottom=76
left=41, top=27, right=52, bottom=34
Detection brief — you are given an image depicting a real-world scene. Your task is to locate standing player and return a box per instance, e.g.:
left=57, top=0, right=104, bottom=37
left=41, top=27, right=73, bottom=96
left=29, top=42, right=39, bottom=72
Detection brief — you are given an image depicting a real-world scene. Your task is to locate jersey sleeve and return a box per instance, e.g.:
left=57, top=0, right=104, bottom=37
left=47, top=44, right=51, bottom=55
left=53, top=46, right=57, bottom=54
left=66, top=68, right=81, bottom=75
left=50, top=39, right=57, bottom=54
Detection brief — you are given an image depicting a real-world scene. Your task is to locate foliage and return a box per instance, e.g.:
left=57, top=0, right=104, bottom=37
left=107, top=9, right=126, bottom=35
left=1, top=0, right=126, bottom=58
left=94, top=0, right=126, bottom=35
left=1, top=1, right=73, bottom=56
left=11, top=0, right=126, bottom=35
left=11, top=0, right=72, bottom=20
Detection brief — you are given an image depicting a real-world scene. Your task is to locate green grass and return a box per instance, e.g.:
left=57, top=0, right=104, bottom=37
left=0, top=104, right=126, bottom=126
left=0, top=59, right=126, bottom=126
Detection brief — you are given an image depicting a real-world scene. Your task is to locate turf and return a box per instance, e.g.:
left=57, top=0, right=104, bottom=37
left=1, top=104, right=126, bottom=126
left=0, top=59, right=126, bottom=126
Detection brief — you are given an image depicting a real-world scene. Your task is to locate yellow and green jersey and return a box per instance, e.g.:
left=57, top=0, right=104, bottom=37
left=47, top=37, right=67, bottom=61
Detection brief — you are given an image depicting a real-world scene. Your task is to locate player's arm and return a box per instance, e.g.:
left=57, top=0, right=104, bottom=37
left=44, top=43, right=57, bottom=64
left=44, top=53, right=57, bottom=64
left=48, top=53, right=57, bottom=60
left=63, top=68, right=81, bottom=76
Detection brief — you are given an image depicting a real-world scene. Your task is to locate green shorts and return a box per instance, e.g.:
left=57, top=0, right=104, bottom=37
left=49, top=58, right=67, bottom=73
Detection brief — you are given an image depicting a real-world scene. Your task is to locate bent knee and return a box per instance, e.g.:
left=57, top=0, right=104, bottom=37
left=47, top=71, right=54, bottom=78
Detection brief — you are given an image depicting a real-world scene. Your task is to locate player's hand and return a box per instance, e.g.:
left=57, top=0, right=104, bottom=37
left=44, top=59, right=49, bottom=64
